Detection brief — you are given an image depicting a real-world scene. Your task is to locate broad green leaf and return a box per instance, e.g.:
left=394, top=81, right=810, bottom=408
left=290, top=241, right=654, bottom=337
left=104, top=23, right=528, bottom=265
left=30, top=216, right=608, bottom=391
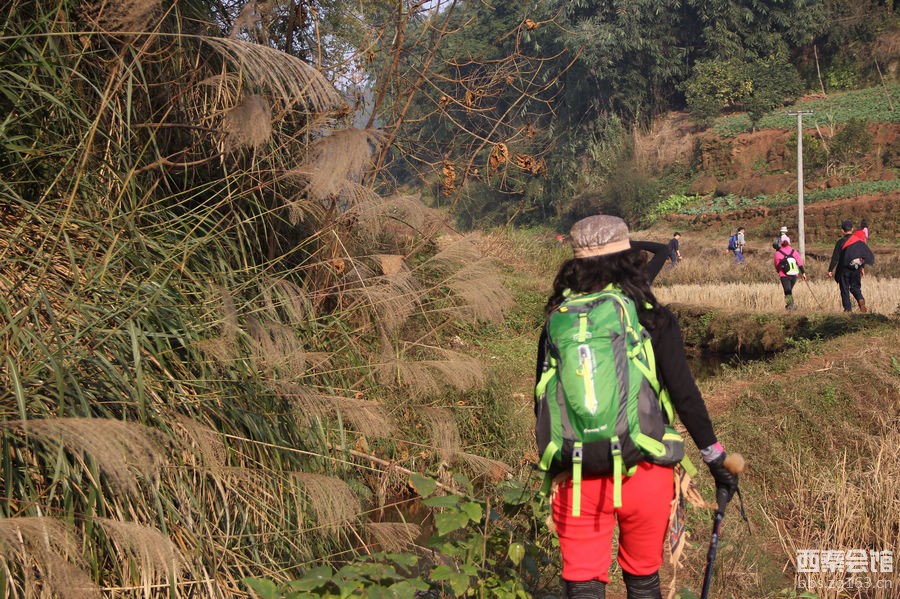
left=447, top=573, right=470, bottom=596
left=459, top=501, right=482, bottom=522
left=434, top=511, right=470, bottom=536
left=409, top=473, right=437, bottom=497
left=244, top=578, right=280, bottom=599
left=423, top=495, right=461, bottom=509
left=507, top=542, right=525, bottom=565
left=386, top=553, right=419, bottom=568
left=287, top=566, right=333, bottom=591
left=430, top=565, right=455, bottom=580
left=389, top=579, right=430, bottom=593
left=452, top=472, right=473, bottom=494
left=501, top=482, right=531, bottom=505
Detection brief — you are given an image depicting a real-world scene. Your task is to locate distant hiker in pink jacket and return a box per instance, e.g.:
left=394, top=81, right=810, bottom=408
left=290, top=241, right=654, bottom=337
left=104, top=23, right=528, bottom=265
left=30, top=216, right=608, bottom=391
left=774, top=239, right=806, bottom=310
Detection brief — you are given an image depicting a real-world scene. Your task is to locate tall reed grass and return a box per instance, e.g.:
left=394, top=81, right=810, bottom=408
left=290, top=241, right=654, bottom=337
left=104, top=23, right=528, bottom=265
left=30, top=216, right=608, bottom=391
left=0, top=0, right=516, bottom=595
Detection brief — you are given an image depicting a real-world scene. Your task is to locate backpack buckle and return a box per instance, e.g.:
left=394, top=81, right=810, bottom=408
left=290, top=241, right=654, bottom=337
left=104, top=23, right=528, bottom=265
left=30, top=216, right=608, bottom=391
left=610, top=439, right=622, bottom=456
left=572, top=444, right=583, bottom=464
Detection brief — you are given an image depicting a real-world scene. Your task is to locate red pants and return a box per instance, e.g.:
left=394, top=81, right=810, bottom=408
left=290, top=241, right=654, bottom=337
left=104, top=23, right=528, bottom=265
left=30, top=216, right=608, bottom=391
left=552, top=462, right=674, bottom=582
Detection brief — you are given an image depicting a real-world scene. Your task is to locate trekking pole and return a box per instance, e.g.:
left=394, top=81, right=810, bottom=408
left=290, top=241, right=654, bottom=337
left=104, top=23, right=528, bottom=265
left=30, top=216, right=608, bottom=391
left=802, top=276, right=825, bottom=311
left=700, top=454, right=748, bottom=599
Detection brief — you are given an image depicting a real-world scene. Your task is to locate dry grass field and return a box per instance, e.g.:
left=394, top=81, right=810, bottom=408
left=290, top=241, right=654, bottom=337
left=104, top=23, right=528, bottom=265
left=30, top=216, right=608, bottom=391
left=655, top=277, right=900, bottom=314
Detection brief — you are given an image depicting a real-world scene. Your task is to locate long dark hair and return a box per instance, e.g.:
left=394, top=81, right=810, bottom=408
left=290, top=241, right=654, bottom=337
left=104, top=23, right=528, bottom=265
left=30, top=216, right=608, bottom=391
left=544, top=249, right=665, bottom=330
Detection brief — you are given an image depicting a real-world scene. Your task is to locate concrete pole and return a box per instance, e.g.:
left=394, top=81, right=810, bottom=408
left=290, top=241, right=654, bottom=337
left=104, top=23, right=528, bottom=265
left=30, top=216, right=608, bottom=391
left=788, top=111, right=813, bottom=262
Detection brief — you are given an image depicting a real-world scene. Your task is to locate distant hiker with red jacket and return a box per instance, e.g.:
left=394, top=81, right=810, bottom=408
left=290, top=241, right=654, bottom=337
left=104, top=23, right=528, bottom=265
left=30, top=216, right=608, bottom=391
left=827, top=219, right=875, bottom=313
left=774, top=239, right=805, bottom=310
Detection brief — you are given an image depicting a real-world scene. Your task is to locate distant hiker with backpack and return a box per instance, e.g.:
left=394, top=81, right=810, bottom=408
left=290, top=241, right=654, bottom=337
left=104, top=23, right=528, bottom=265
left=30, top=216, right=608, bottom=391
left=827, top=219, right=875, bottom=313
left=667, top=232, right=681, bottom=267
left=728, top=227, right=746, bottom=265
left=774, top=238, right=806, bottom=310
left=535, top=215, right=739, bottom=598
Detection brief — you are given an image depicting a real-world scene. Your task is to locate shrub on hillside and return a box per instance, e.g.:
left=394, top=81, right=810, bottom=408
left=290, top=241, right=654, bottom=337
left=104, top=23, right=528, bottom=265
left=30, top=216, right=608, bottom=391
left=744, top=57, right=804, bottom=128
left=683, top=58, right=752, bottom=123
left=830, top=118, right=873, bottom=163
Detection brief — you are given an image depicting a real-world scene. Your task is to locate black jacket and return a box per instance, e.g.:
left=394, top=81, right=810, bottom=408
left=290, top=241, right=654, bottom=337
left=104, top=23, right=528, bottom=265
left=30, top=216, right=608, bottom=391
left=829, top=233, right=875, bottom=280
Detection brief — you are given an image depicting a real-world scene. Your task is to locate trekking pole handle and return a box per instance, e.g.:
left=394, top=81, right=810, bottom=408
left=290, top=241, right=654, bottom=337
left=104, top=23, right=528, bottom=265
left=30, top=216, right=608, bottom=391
left=723, top=452, right=745, bottom=475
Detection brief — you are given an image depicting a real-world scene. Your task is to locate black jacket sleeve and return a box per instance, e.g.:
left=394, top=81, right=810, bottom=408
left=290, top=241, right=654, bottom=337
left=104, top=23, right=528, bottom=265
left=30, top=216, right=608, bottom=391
left=828, top=236, right=847, bottom=272
left=631, top=240, right=669, bottom=284
left=648, top=307, right=717, bottom=449
left=863, top=243, right=875, bottom=266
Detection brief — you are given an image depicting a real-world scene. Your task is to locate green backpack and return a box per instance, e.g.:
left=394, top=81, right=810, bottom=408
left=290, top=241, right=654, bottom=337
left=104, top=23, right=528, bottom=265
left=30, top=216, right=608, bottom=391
left=535, top=286, right=689, bottom=516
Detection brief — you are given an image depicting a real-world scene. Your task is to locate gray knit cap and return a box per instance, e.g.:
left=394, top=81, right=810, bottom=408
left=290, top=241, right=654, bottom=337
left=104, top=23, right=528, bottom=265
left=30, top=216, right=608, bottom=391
left=569, top=215, right=631, bottom=259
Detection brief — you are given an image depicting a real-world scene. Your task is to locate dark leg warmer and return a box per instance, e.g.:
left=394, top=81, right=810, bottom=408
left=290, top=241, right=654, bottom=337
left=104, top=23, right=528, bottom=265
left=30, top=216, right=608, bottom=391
left=622, top=570, right=662, bottom=599
left=563, top=579, right=606, bottom=598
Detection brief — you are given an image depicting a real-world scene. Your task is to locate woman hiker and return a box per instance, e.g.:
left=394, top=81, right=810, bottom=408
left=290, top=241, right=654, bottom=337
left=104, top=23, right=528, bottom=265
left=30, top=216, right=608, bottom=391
left=536, top=215, right=739, bottom=598
left=774, top=238, right=806, bottom=310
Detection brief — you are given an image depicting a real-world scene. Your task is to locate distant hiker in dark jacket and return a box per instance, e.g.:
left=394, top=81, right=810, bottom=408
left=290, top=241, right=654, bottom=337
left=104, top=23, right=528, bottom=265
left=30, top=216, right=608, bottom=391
left=667, top=232, right=681, bottom=267
left=827, top=219, right=875, bottom=313
left=535, top=216, right=738, bottom=599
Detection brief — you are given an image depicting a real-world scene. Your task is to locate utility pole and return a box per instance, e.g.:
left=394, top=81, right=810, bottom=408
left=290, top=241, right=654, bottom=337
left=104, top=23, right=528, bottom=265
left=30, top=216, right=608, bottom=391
left=788, top=110, right=813, bottom=261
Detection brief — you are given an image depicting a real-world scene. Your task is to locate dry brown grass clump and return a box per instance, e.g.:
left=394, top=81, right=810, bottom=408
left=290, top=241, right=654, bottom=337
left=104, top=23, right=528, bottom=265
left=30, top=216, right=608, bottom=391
left=0, top=517, right=101, bottom=599
left=292, top=473, right=362, bottom=535
left=83, top=0, right=161, bottom=34
left=223, top=94, right=273, bottom=151
left=364, top=522, right=421, bottom=553
left=5, top=418, right=166, bottom=494
left=96, top=518, right=190, bottom=592
left=771, top=430, right=900, bottom=598
left=655, top=277, right=900, bottom=314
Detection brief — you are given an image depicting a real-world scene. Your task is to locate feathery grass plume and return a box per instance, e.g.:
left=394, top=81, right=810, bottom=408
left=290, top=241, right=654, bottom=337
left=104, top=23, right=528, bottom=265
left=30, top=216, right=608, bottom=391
left=292, top=473, right=361, bottom=535
left=421, top=407, right=461, bottom=464
left=82, top=0, right=161, bottom=34
left=197, top=285, right=241, bottom=367
left=377, top=340, right=485, bottom=399
left=457, top=451, right=512, bottom=482
left=275, top=382, right=333, bottom=423
left=445, top=258, right=514, bottom=323
left=342, top=256, right=420, bottom=334
left=276, top=383, right=394, bottom=438
left=263, top=278, right=314, bottom=325
left=0, top=517, right=101, bottom=599
left=331, top=395, right=396, bottom=439
left=347, top=194, right=451, bottom=247
left=290, top=128, right=386, bottom=201
left=95, top=518, right=188, bottom=592
left=364, top=522, right=422, bottom=553
left=426, top=235, right=484, bottom=270
left=223, top=94, right=273, bottom=151
left=168, top=413, right=228, bottom=471
left=247, top=317, right=308, bottom=377
left=5, top=418, right=165, bottom=495
left=229, top=0, right=274, bottom=44
left=204, top=38, right=345, bottom=113
left=374, top=254, right=407, bottom=277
